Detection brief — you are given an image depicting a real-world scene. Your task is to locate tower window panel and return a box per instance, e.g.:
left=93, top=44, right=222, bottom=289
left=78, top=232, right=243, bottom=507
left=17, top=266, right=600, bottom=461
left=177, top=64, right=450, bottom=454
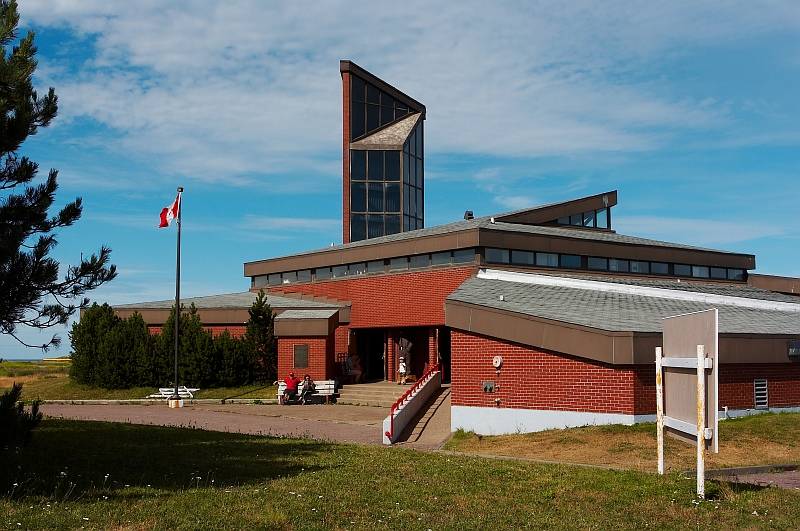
left=570, top=214, right=582, bottom=226
left=367, top=182, right=384, bottom=212
left=630, top=261, right=650, bottom=274
left=403, top=184, right=411, bottom=212
left=415, top=158, right=423, bottom=187
left=674, top=264, right=691, bottom=277
left=381, top=92, right=394, bottom=108
left=367, top=214, right=383, bottom=238
left=408, top=186, right=416, bottom=214
left=385, top=214, right=401, bottom=235
left=385, top=183, right=400, bottom=212
left=651, top=262, right=669, bottom=275
left=417, top=216, right=423, bottom=229
left=511, top=250, right=535, bottom=266
left=350, top=214, right=366, bottom=242
left=403, top=153, right=410, bottom=183
left=351, top=103, right=365, bottom=139
left=297, top=269, right=311, bottom=283
left=416, top=188, right=423, bottom=216
left=348, top=262, right=367, bottom=275
left=416, top=124, right=423, bottom=157
left=453, top=249, right=475, bottom=264
left=409, top=129, right=417, bottom=157
left=691, top=266, right=710, bottom=278
left=366, top=104, right=379, bottom=132
left=403, top=139, right=409, bottom=154
left=351, top=182, right=366, bottom=212
left=596, top=208, right=608, bottom=229
left=588, top=257, right=608, bottom=271
left=486, top=248, right=510, bottom=264
left=367, top=260, right=384, bottom=274
left=710, top=267, right=727, bottom=280
left=281, top=271, right=297, bottom=284
left=366, top=83, right=380, bottom=104
left=583, top=211, right=596, bottom=227
left=332, top=265, right=348, bottom=278
left=380, top=105, right=393, bottom=126
left=368, top=150, right=383, bottom=180
left=385, top=151, right=400, bottom=181
left=403, top=214, right=411, bottom=231
left=351, top=76, right=365, bottom=102
left=560, top=254, right=582, bottom=269
left=536, top=253, right=558, bottom=267
left=409, top=155, right=417, bottom=184
left=351, top=150, right=366, bottom=180
left=557, top=216, right=570, bottom=225
left=608, top=259, right=629, bottom=272
left=267, top=273, right=282, bottom=286
left=395, top=101, right=408, bottom=117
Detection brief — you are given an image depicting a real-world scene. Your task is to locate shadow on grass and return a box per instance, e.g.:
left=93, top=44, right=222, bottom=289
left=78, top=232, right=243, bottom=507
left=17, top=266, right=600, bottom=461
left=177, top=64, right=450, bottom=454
left=1, top=419, right=337, bottom=501
left=223, top=384, right=274, bottom=400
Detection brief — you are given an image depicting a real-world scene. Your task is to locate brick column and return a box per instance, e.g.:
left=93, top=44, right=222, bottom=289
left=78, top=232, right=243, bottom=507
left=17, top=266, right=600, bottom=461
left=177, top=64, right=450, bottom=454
left=427, top=327, right=438, bottom=370
left=387, top=330, right=397, bottom=382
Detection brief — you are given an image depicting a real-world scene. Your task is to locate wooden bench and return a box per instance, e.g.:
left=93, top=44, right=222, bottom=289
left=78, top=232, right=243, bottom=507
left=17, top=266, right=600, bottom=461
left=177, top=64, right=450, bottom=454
left=277, top=380, right=337, bottom=404
left=145, top=386, right=199, bottom=399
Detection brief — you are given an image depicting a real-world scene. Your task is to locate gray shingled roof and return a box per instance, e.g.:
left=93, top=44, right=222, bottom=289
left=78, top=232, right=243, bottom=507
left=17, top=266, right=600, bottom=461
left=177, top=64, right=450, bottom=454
left=274, top=309, right=339, bottom=320
left=246, top=214, right=742, bottom=265
left=114, top=291, right=337, bottom=310
left=448, top=277, right=800, bottom=335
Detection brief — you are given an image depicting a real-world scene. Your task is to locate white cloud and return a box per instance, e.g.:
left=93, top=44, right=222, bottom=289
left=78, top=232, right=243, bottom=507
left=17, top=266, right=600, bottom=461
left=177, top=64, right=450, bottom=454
left=21, top=1, right=800, bottom=188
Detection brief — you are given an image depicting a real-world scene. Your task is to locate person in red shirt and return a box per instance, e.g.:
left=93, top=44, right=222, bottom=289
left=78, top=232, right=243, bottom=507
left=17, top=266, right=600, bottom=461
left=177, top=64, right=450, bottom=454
left=282, top=372, right=302, bottom=404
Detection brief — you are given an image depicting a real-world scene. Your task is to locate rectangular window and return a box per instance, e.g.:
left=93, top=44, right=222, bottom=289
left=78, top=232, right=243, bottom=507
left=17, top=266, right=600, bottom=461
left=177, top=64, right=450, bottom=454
left=582, top=211, right=596, bottom=227
left=674, top=264, right=691, bottom=276
left=608, top=259, right=630, bottom=272
left=385, top=214, right=401, bottom=235
left=557, top=216, right=570, bottom=225
left=351, top=182, right=366, bottom=212
left=351, top=103, right=365, bottom=138
left=385, top=183, right=400, bottom=212
left=486, top=248, right=510, bottom=264
left=385, top=151, right=400, bottom=181
left=252, top=275, right=267, bottom=288
left=431, top=251, right=451, bottom=266
left=651, top=262, right=669, bottom=275
left=389, top=257, right=408, bottom=271
left=293, top=344, right=309, bottom=369
left=570, top=214, right=582, bottom=226
left=268, top=273, right=282, bottom=286
left=350, top=150, right=366, bottom=180
left=380, top=104, right=393, bottom=126
left=409, top=254, right=429, bottom=269
left=754, top=379, right=768, bottom=409
left=630, top=261, right=650, bottom=274
left=452, top=249, right=475, bottom=264
left=281, top=271, right=297, bottom=284
left=350, top=214, right=366, bottom=242
left=367, top=183, right=384, bottom=212
left=710, top=267, right=727, bottom=280
left=366, top=83, right=380, bottom=104
left=560, top=254, right=582, bottom=269
left=536, top=253, right=558, bottom=267
left=366, top=104, right=379, bottom=132
left=403, top=153, right=410, bottom=183
left=315, top=267, right=331, bottom=280
left=409, top=128, right=417, bottom=157
left=348, top=262, right=367, bottom=275
left=367, top=214, right=383, bottom=238
left=511, top=250, right=535, bottom=266
left=368, top=151, right=383, bottom=180
left=691, top=266, right=710, bottom=279
left=727, top=268, right=745, bottom=281
left=296, top=270, right=311, bottom=283
left=351, top=76, right=365, bottom=102
left=596, top=208, right=608, bottom=229
left=366, top=260, right=384, bottom=274
left=588, top=257, right=608, bottom=271
left=332, top=265, right=347, bottom=278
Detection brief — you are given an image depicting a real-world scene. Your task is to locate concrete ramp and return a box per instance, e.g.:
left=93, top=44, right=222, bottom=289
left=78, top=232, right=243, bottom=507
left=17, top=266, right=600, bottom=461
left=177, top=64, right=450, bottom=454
left=397, top=386, right=451, bottom=449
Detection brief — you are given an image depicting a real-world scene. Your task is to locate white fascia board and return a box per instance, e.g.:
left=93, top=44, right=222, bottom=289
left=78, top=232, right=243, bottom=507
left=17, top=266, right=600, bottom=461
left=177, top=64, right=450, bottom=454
left=478, top=269, right=800, bottom=314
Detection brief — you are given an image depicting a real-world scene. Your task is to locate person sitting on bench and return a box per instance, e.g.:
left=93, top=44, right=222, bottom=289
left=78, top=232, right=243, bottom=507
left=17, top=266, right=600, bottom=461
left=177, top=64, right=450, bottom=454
left=282, top=372, right=302, bottom=404
left=300, top=374, right=316, bottom=404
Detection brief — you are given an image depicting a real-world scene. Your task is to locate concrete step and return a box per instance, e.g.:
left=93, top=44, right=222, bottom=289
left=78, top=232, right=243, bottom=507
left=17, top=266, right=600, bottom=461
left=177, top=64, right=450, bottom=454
left=336, top=398, right=395, bottom=408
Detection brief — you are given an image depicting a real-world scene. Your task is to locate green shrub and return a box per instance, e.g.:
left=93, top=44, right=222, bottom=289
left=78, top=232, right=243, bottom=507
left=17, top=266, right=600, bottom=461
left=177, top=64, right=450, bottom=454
left=244, top=290, right=276, bottom=382
left=69, top=303, right=119, bottom=385
left=0, top=384, right=42, bottom=450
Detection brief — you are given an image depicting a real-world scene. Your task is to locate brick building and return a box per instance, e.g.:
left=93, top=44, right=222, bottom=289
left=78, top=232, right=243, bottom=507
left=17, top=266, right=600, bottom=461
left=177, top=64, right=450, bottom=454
left=115, top=61, right=800, bottom=435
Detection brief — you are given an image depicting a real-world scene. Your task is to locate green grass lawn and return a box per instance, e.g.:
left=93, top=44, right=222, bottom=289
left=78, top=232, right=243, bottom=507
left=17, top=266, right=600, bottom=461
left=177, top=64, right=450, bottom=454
left=1, top=420, right=798, bottom=529
left=1, top=360, right=277, bottom=401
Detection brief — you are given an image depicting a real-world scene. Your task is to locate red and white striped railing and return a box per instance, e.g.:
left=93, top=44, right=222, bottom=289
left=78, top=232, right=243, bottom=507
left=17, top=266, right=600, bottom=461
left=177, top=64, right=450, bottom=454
left=384, top=363, right=440, bottom=442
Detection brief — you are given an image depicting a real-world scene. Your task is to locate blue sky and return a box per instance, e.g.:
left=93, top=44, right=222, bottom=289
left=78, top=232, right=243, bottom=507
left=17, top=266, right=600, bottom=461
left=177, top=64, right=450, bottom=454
left=4, top=1, right=800, bottom=358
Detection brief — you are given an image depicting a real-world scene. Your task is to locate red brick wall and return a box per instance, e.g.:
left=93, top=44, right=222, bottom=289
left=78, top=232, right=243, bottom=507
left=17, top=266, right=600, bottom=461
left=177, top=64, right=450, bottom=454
left=270, top=266, right=476, bottom=328
left=147, top=325, right=246, bottom=339
left=454, top=330, right=800, bottom=415
left=342, top=71, right=351, bottom=244
left=278, top=337, right=331, bottom=381
left=451, top=330, right=636, bottom=414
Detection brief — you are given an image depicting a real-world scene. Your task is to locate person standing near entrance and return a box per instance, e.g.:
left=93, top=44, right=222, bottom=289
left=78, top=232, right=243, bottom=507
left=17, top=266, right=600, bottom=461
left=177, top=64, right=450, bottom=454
left=398, top=356, right=408, bottom=385
left=397, top=336, right=413, bottom=380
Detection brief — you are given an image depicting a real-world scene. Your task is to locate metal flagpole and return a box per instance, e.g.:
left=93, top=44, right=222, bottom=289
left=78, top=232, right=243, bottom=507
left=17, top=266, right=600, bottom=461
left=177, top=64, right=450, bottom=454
left=171, top=186, right=183, bottom=406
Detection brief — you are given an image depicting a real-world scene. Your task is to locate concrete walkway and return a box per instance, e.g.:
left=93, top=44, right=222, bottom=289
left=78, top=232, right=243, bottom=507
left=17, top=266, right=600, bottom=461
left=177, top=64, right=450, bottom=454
left=42, top=402, right=387, bottom=445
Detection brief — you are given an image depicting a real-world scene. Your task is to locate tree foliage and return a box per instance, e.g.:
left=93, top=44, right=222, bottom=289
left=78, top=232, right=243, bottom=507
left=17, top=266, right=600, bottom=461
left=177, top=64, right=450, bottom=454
left=0, top=383, right=41, bottom=450
left=244, top=290, right=276, bottom=381
left=0, top=0, right=116, bottom=351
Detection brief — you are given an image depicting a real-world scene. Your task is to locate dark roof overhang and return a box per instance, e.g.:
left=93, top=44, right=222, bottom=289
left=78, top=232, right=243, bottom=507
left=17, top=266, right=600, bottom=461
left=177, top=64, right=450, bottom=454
left=495, top=190, right=617, bottom=225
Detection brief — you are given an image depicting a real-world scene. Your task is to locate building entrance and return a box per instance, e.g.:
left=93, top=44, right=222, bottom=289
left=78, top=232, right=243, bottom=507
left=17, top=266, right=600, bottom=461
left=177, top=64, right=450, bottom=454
left=355, top=329, right=386, bottom=381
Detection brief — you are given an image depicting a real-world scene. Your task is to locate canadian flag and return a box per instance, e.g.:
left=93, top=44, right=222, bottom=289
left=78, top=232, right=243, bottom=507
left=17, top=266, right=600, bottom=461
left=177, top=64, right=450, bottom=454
left=158, top=191, right=182, bottom=228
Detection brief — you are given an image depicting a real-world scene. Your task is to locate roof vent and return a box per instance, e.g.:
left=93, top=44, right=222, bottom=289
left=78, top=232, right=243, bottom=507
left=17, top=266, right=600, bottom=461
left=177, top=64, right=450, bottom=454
left=490, top=217, right=495, bottom=224
left=464, top=210, right=474, bottom=220
left=499, top=294, right=505, bottom=301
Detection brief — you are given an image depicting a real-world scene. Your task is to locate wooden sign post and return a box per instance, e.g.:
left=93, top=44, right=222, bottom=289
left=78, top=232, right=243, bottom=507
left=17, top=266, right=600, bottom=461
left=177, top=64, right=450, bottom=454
left=656, top=308, right=719, bottom=499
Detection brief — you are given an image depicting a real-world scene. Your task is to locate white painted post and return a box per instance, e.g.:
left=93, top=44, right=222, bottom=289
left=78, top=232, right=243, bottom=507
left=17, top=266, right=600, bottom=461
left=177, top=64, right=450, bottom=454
left=655, top=346, right=664, bottom=475
left=696, top=344, right=706, bottom=499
